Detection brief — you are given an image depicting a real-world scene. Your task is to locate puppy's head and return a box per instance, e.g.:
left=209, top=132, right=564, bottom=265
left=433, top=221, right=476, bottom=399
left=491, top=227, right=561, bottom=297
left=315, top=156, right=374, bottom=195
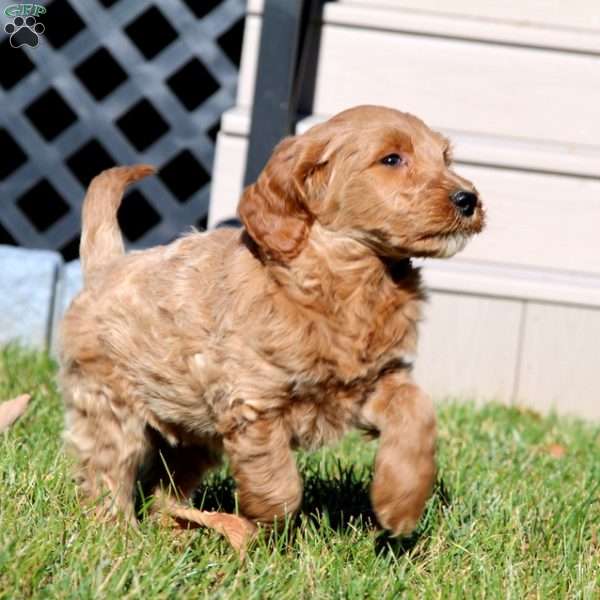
left=239, top=105, right=484, bottom=261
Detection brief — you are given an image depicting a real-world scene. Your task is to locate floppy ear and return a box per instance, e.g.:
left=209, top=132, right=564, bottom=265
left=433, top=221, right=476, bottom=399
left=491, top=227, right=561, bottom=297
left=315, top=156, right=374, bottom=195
left=238, top=135, right=327, bottom=261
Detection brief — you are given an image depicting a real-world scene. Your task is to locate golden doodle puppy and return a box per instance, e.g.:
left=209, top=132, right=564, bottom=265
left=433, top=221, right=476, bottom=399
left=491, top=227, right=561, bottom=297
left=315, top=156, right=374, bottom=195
left=60, top=105, right=484, bottom=536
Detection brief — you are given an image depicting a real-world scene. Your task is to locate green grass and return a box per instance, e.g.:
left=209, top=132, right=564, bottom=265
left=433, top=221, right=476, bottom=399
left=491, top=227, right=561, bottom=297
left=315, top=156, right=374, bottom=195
left=0, top=345, right=598, bottom=599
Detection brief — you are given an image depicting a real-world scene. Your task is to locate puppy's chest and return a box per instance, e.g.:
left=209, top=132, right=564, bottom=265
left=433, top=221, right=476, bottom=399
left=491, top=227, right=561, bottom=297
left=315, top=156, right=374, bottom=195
left=313, top=295, right=419, bottom=377
left=285, top=340, right=412, bottom=450
left=284, top=314, right=418, bottom=417
left=282, top=313, right=417, bottom=449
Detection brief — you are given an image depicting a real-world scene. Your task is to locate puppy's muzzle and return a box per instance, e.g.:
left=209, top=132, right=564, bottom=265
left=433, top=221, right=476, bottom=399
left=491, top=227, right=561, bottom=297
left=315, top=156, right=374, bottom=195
left=450, top=190, right=478, bottom=217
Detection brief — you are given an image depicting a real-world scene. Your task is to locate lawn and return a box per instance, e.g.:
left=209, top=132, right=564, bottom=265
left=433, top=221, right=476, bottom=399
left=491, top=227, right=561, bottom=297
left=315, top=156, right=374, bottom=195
left=0, top=345, right=598, bottom=599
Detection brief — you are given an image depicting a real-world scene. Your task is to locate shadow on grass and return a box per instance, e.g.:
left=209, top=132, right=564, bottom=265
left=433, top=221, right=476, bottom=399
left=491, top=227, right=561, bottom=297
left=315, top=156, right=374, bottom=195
left=301, top=463, right=376, bottom=531
left=192, top=466, right=453, bottom=557
left=195, top=463, right=375, bottom=531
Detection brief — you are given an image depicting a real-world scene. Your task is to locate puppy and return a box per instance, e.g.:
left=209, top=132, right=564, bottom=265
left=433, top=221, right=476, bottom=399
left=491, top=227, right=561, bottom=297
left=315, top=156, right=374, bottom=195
left=59, top=105, right=484, bottom=536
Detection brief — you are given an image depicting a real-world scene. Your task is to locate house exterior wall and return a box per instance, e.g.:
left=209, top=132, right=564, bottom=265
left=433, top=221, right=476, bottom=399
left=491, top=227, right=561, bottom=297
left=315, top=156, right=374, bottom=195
left=209, top=0, right=600, bottom=418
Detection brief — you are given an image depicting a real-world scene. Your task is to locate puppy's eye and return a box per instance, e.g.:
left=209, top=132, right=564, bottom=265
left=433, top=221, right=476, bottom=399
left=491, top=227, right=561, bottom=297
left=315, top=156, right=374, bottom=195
left=380, top=153, right=404, bottom=167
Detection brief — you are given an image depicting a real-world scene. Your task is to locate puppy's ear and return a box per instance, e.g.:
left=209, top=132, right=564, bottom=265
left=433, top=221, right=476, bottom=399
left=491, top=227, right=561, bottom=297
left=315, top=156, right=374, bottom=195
left=238, top=135, right=327, bottom=261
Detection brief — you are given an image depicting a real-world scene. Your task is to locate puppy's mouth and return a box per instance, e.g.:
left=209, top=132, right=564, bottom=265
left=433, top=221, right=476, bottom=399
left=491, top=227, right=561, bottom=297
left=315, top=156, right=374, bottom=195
left=360, top=222, right=481, bottom=260
left=413, top=230, right=473, bottom=258
left=430, top=232, right=470, bottom=258
left=418, top=209, right=485, bottom=258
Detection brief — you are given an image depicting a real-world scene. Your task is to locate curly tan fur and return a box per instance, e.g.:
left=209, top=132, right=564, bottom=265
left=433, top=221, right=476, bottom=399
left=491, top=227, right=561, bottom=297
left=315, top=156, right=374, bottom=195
left=59, top=105, right=484, bottom=535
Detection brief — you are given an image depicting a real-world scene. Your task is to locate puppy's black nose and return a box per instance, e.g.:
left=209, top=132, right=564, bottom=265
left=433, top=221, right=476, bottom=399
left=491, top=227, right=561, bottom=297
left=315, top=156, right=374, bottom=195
left=450, top=190, right=478, bottom=217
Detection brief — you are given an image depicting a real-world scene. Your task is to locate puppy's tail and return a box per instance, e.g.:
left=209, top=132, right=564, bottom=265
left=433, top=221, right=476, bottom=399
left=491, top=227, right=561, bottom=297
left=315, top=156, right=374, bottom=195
left=80, top=165, right=155, bottom=281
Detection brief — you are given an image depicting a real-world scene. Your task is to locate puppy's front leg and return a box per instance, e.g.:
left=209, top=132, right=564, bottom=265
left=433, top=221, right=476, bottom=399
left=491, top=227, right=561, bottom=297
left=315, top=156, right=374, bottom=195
left=224, top=416, right=302, bottom=525
left=361, top=374, right=436, bottom=536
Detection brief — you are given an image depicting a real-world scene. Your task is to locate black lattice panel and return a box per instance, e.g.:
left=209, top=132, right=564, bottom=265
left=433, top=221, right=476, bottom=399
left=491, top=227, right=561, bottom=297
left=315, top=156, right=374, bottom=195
left=0, top=0, right=245, bottom=260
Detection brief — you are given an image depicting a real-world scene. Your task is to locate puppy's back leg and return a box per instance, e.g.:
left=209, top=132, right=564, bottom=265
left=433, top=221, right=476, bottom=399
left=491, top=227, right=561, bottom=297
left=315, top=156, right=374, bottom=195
left=63, top=381, right=151, bottom=523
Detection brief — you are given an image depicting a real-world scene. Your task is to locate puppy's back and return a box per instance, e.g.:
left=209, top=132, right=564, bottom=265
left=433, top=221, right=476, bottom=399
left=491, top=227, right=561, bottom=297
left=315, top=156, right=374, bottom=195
left=60, top=227, right=243, bottom=387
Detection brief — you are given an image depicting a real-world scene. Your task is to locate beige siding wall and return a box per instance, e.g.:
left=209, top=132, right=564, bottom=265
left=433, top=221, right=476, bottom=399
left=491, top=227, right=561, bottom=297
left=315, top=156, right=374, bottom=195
left=209, top=0, right=600, bottom=419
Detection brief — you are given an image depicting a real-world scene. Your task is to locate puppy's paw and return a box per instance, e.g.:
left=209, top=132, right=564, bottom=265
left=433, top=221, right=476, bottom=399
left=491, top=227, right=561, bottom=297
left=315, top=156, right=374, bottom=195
left=371, top=463, right=434, bottom=537
left=372, top=497, right=422, bottom=537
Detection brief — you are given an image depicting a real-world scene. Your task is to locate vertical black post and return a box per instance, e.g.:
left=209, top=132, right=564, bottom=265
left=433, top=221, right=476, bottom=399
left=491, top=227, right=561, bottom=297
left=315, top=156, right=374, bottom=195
left=243, top=0, right=324, bottom=187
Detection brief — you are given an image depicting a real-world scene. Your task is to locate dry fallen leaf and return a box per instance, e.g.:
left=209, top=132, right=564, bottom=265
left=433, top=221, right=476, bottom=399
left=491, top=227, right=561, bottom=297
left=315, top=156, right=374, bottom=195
left=0, top=394, right=31, bottom=433
left=196, top=511, right=258, bottom=555
left=546, top=443, right=567, bottom=458
left=163, top=502, right=257, bottom=556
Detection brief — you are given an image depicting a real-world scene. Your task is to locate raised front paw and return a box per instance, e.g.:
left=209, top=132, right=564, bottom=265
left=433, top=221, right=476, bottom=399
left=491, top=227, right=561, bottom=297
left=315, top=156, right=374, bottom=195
left=371, top=449, right=436, bottom=536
